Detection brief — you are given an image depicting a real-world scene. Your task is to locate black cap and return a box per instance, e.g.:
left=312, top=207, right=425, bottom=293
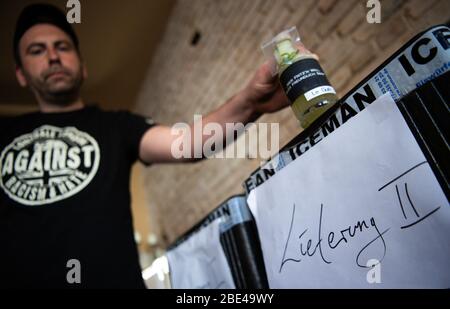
left=13, top=3, right=79, bottom=65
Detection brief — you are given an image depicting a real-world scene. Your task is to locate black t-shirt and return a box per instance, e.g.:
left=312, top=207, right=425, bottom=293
left=0, top=105, right=154, bottom=288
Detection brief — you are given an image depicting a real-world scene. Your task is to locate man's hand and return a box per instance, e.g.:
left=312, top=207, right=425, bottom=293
left=242, top=60, right=290, bottom=116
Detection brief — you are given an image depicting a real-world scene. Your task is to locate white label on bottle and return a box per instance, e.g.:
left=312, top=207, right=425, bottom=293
left=304, top=86, right=336, bottom=101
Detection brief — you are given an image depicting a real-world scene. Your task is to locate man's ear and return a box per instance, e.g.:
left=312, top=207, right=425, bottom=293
left=82, top=63, right=88, bottom=79
left=15, top=65, right=28, bottom=87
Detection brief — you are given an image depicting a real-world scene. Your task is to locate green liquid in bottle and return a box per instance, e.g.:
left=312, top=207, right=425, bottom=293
left=275, top=39, right=339, bottom=129
left=290, top=92, right=338, bottom=129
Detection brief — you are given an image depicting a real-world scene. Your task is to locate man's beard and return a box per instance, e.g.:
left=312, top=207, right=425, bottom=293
left=25, top=63, right=84, bottom=106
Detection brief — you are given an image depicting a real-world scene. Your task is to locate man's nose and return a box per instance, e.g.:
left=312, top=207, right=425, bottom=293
left=47, top=47, right=61, bottom=64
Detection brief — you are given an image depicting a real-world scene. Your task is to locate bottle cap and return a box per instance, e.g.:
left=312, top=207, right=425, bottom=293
left=261, top=26, right=316, bottom=76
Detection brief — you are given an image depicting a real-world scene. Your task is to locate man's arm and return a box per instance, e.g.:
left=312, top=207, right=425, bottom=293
left=139, top=61, right=289, bottom=164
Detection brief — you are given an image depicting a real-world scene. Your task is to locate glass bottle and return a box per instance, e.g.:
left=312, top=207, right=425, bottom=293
left=262, top=27, right=339, bottom=129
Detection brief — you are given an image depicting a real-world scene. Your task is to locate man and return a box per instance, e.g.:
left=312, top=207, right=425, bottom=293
left=0, top=3, right=289, bottom=288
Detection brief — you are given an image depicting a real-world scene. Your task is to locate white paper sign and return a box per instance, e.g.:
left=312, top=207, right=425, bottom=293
left=167, top=219, right=236, bottom=289
left=248, top=94, right=450, bottom=288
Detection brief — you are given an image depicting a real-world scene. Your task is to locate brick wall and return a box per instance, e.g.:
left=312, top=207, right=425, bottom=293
left=134, top=0, right=450, bottom=245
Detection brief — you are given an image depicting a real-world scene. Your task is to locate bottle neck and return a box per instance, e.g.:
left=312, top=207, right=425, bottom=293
left=278, top=53, right=316, bottom=74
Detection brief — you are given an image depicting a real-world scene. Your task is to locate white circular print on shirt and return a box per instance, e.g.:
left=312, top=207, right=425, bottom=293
left=0, top=125, right=100, bottom=206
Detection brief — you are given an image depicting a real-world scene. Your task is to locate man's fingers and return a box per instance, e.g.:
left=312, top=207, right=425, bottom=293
left=264, top=58, right=277, bottom=77
left=258, top=60, right=278, bottom=84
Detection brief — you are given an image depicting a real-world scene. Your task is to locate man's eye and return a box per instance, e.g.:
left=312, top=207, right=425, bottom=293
left=58, top=45, right=72, bottom=51
left=30, top=48, right=43, bottom=55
